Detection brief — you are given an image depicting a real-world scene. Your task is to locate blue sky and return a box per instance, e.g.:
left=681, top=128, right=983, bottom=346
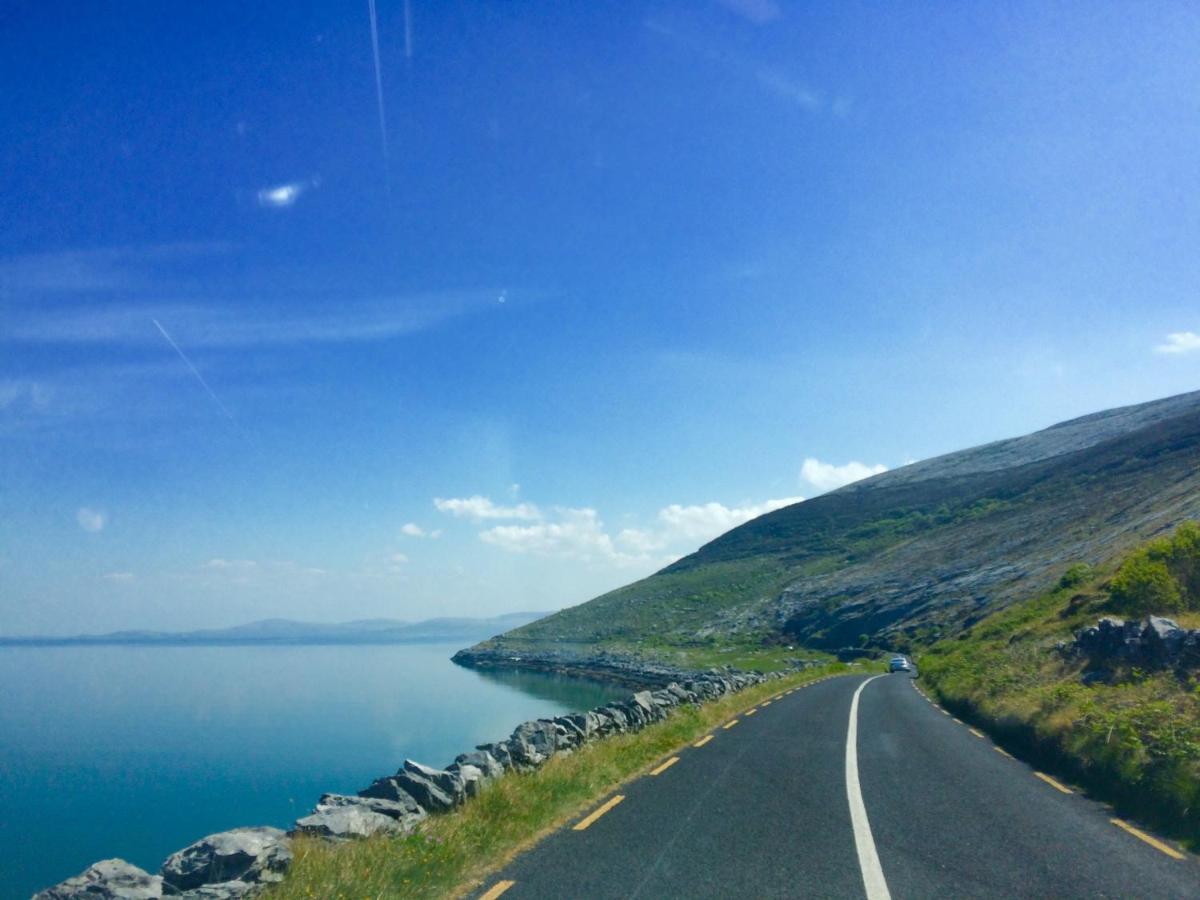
left=2, top=1, right=1199, bottom=635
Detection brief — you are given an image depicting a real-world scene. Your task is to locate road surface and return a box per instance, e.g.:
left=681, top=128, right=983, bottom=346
left=473, top=672, right=1197, bottom=899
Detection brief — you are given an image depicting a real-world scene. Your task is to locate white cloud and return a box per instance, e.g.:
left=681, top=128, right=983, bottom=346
left=800, top=458, right=888, bottom=493
left=102, top=571, right=134, bottom=582
left=77, top=507, right=106, bottom=532
left=479, top=496, right=803, bottom=566
left=480, top=508, right=634, bottom=564
left=615, top=496, right=802, bottom=553
left=401, top=522, right=442, bottom=539
left=656, top=497, right=803, bottom=542
left=387, top=552, right=408, bottom=570
left=434, top=495, right=542, bottom=521
left=1154, top=331, right=1200, bottom=355
left=256, top=178, right=318, bottom=209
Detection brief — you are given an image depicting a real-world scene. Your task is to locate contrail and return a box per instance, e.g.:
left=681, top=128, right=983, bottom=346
left=367, top=0, right=392, bottom=190
left=403, top=0, right=413, bottom=60
left=152, top=319, right=235, bottom=420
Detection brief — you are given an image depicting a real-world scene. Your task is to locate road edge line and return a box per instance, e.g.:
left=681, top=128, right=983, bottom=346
left=1110, top=818, right=1186, bottom=860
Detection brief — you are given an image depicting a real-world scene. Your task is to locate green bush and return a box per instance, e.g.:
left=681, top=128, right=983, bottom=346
left=1059, top=563, right=1093, bottom=589
left=1110, top=557, right=1183, bottom=614
left=1108, top=520, right=1200, bottom=615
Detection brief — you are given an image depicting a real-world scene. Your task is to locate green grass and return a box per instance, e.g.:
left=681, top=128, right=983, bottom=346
left=269, top=663, right=853, bottom=900
left=916, top=530, right=1200, bottom=847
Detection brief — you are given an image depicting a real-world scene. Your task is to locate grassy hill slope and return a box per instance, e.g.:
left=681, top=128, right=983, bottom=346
left=474, top=390, right=1200, bottom=658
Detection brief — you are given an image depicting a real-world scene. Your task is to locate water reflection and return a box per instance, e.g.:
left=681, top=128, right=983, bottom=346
left=461, top=664, right=630, bottom=710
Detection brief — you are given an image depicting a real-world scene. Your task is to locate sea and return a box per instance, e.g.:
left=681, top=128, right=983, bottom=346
left=0, top=643, right=629, bottom=899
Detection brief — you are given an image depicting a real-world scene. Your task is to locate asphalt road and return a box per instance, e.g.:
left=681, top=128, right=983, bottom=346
left=473, top=672, right=1198, bottom=899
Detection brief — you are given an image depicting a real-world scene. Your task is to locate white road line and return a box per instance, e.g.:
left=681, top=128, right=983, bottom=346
left=846, top=675, right=892, bottom=900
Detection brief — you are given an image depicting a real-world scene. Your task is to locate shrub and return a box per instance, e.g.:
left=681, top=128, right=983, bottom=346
left=1109, top=556, right=1182, bottom=614
left=1108, top=520, right=1200, bottom=615
left=1059, top=563, right=1093, bottom=589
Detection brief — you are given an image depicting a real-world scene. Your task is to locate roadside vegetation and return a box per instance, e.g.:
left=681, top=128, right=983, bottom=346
left=918, top=522, right=1200, bottom=846
left=270, top=662, right=855, bottom=900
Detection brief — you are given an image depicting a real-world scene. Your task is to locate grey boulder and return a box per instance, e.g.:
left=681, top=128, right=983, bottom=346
left=451, top=749, right=504, bottom=781
left=316, top=791, right=424, bottom=821
left=294, top=792, right=425, bottom=839
left=174, top=883, right=256, bottom=899
left=393, top=763, right=458, bottom=812
left=160, top=827, right=290, bottom=894
left=294, top=806, right=406, bottom=840
left=34, top=859, right=163, bottom=900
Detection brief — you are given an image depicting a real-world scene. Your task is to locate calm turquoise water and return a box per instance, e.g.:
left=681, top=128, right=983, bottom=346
left=0, top=644, right=628, bottom=899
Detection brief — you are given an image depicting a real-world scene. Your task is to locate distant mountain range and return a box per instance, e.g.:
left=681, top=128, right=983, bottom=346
left=470, top=389, right=1200, bottom=656
left=0, top=612, right=548, bottom=646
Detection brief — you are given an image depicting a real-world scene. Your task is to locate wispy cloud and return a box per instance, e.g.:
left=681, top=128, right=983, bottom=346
left=434, top=495, right=542, bottom=521
left=0, top=379, right=53, bottom=413
left=3, top=295, right=488, bottom=348
left=102, top=571, right=135, bottom=582
left=800, top=458, right=888, bottom=493
left=1154, top=331, right=1200, bottom=355
left=205, top=558, right=257, bottom=570
left=645, top=16, right=835, bottom=114
left=401, top=523, right=441, bottom=538
left=0, top=243, right=230, bottom=296
left=0, top=244, right=503, bottom=350
left=77, top=507, right=106, bottom=532
left=717, top=0, right=781, bottom=25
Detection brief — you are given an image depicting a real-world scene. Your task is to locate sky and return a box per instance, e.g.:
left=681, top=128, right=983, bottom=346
left=2, top=1, right=1199, bottom=635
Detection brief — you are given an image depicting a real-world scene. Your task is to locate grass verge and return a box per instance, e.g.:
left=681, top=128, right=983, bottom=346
left=269, top=662, right=855, bottom=899
left=917, top=569, right=1200, bottom=850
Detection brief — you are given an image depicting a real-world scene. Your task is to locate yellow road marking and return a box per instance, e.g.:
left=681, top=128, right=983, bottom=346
left=573, top=795, right=624, bottom=830
left=994, top=746, right=1014, bottom=759
left=650, top=756, right=680, bottom=776
left=693, top=734, right=714, bottom=748
left=940, top=709, right=950, bottom=716
left=952, top=717, right=964, bottom=725
left=1034, top=772, right=1073, bottom=794
left=1111, top=818, right=1185, bottom=860
left=745, top=708, right=758, bottom=716
left=479, top=880, right=515, bottom=900
left=761, top=700, right=772, bottom=707
left=723, top=719, right=739, bottom=730
left=969, top=728, right=985, bottom=738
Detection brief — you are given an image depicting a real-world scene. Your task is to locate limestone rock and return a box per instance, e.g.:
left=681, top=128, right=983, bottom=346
left=293, top=806, right=407, bottom=840
left=34, top=859, right=163, bottom=900
left=159, top=827, right=290, bottom=894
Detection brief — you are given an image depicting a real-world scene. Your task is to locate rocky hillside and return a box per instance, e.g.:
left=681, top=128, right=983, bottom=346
left=468, top=390, right=1200, bottom=658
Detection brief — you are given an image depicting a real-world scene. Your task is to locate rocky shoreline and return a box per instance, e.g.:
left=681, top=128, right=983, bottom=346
left=34, top=658, right=782, bottom=899
left=448, top=646, right=711, bottom=687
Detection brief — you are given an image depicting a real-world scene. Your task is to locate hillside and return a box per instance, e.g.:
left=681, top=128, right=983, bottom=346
left=466, top=390, right=1200, bottom=659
